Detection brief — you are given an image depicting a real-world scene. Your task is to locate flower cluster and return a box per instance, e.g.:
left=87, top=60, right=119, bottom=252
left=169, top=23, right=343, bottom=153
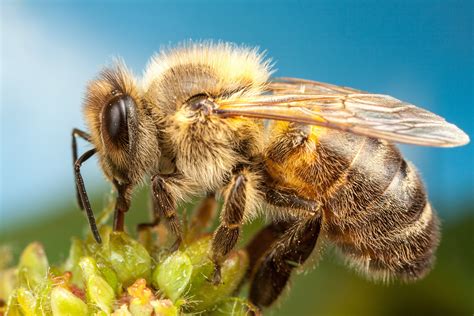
left=0, top=225, right=259, bottom=315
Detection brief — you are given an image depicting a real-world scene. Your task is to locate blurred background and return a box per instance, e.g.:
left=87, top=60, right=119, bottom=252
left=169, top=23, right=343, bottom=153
left=1, top=1, right=473, bottom=315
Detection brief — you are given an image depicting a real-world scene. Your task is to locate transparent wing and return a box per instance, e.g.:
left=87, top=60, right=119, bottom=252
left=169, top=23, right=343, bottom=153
left=213, top=78, right=469, bottom=147
left=268, top=77, right=365, bottom=94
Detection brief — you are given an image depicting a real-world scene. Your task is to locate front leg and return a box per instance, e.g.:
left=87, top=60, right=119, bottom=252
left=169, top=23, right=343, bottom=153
left=151, top=173, right=183, bottom=251
left=211, top=171, right=248, bottom=284
left=113, top=180, right=132, bottom=232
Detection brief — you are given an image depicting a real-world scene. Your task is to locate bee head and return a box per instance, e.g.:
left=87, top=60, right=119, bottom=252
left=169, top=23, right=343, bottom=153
left=83, top=62, right=160, bottom=186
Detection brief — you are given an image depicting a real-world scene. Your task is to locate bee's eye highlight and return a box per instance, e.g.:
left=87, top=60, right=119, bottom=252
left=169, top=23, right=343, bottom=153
left=102, top=96, right=130, bottom=146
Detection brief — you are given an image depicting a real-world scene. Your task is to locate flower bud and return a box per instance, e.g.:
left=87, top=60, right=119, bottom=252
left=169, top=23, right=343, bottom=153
left=153, top=251, right=192, bottom=302
left=16, top=287, right=37, bottom=316
left=150, top=299, right=178, bottom=316
left=98, top=264, right=121, bottom=295
left=79, top=257, right=115, bottom=314
left=4, top=291, right=22, bottom=316
left=18, top=242, right=48, bottom=288
left=208, top=298, right=261, bottom=316
left=50, top=286, right=88, bottom=316
left=183, top=236, right=214, bottom=290
left=187, top=250, right=249, bottom=312
left=104, top=232, right=152, bottom=287
left=63, top=238, right=85, bottom=286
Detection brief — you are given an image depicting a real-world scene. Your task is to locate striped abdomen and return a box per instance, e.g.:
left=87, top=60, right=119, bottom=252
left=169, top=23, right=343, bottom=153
left=264, top=122, right=440, bottom=281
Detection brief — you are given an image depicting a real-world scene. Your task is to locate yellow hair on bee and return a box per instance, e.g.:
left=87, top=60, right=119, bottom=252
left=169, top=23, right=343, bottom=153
left=142, top=41, right=273, bottom=98
left=84, top=61, right=141, bottom=170
left=83, top=60, right=161, bottom=185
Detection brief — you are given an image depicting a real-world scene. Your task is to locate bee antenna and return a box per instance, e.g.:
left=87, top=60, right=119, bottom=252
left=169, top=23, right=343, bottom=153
left=74, top=148, right=102, bottom=243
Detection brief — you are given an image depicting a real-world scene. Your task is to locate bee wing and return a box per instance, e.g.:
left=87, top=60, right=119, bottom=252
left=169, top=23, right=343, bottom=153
left=213, top=78, right=469, bottom=147
left=268, top=77, right=366, bottom=94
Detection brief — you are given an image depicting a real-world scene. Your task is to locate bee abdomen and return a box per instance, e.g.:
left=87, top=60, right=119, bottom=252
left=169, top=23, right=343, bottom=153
left=335, top=201, right=439, bottom=282
left=323, top=137, right=440, bottom=282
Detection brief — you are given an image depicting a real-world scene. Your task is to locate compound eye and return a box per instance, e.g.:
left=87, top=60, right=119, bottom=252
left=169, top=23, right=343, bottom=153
left=102, top=96, right=130, bottom=146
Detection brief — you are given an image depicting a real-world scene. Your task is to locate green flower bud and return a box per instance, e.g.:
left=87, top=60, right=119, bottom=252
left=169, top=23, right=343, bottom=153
left=79, top=257, right=115, bottom=314
left=153, top=251, right=193, bottom=302
left=85, top=226, right=113, bottom=255
left=5, top=291, right=22, bottom=316
left=208, top=297, right=260, bottom=316
left=103, top=232, right=152, bottom=287
left=78, top=256, right=100, bottom=279
left=87, top=275, right=115, bottom=314
left=63, top=238, right=85, bottom=286
left=35, top=281, right=53, bottom=315
left=16, top=287, right=36, bottom=316
left=50, top=286, right=88, bottom=316
left=150, top=299, right=178, bottom=316
left=183, top=236, right=215, bottom=290
left=187, top=250, right=249, bottom=312
left=4, top=224, right=257, bottom=315
left=98, top=263, right=121, bottom=295
left=18, top=242, right=48, bottom=288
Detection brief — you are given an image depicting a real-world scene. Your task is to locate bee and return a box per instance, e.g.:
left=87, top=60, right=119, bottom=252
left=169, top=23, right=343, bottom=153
left=72, top=42, right=469, bottom=308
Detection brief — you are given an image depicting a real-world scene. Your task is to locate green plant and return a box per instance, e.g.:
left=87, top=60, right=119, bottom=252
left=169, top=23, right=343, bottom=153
left=0, top=221, right=258, bottom=316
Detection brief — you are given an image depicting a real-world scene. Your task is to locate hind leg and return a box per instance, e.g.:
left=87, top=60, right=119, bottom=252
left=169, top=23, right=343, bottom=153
left=245, top=220, right=295, bottom=278
left=249, top=214, right=322, bottom=308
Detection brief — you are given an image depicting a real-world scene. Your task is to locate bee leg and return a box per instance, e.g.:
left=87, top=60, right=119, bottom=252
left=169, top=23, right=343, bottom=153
left=188, top=192, right=217, bottom=239
left=151, top=173, right=183, bottom=252
left=112, top=180, right=132, bottom=232
left=137, top=217, right=161, bottom=232
left=71, top=128, right=91, bottom=210
left=249, top=214, right=322, bottom=308
left=265, top=187, right=319, bottom=213
left=245, top=220, right=295, bottom=278
left=74, top=148, right=101, bottom=243
left=136, top=217, right=160, bottom=249
left=230, top=221, right=294, bottom=295
left=211, top=172, right=248, bottom=284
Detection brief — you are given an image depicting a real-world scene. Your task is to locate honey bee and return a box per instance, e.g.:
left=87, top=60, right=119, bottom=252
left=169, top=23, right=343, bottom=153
left=72, top=42, right=469, bottom=308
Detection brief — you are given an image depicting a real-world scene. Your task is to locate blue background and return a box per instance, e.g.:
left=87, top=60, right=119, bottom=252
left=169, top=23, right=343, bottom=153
left=1, top=1, right=472, bottom=226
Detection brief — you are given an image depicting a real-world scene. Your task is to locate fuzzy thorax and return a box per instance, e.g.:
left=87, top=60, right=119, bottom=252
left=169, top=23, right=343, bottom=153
left=142, top=42, right=271, bottom=193
left=142, top=42, right=272, bottom=101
